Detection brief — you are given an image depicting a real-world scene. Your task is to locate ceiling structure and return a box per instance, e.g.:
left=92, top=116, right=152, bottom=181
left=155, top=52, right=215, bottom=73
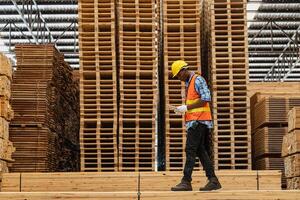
left=247, top=0, right=300, bottom=81
left=0, top=0, right=78, bottom=68
left=0, top=0, right=299, bottom=81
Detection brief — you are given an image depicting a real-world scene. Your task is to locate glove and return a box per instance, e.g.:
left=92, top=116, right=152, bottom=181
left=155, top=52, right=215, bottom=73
left=174, top=105, right=187, bottom=114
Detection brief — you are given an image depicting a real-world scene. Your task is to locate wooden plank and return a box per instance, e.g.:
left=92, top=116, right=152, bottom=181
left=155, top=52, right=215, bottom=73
left=287, top=176, right=300, bottom=190
left=288, top=107, right=300, bottom=133
left=248, top=82, right=300, bottom=98
left=1, top=170, right=281, bottom=192
left=1, top=172, right=138, bottom=192
left=0, top=117, right=9, bottom=140
left=0, top=192, right=137, bottom=200
left=141, top=190, right=300, bottom=200
left=0, top=53, right=12, bottom=80
left=284, top=154, right=300, bottom=178
left=282, top=130, right=300, bottom=157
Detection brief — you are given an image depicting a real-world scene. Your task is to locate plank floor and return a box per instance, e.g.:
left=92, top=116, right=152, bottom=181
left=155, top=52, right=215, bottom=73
left=0, top=191, right=300, bottom=200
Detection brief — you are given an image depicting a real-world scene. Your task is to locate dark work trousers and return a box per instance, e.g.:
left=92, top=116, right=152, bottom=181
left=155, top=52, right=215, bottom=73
left=182, top=122, right=216, bottom=182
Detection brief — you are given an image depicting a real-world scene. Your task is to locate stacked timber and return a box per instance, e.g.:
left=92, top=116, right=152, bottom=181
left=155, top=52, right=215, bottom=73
left=78, top=0, right=118, bottom=171
left=251, top=93, right=300, bottom=187
left=0, top=53, right=15, bottom=173
left=203, top=0, right=251, bottom=169
left=9, top=44, right=79, bottom=172
left=118, top=0, right=157, bottom=171
left=282, top=107, right=300, bottom=189
left=163, top=0, right=202, bottom=171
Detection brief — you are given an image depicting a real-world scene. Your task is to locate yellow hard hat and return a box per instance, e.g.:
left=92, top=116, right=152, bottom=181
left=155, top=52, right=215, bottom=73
left=171, top=60, right=188, bottom=78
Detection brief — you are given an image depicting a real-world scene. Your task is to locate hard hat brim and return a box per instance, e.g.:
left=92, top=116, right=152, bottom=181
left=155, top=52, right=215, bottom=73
left=172, top=66, right=189, bottom=78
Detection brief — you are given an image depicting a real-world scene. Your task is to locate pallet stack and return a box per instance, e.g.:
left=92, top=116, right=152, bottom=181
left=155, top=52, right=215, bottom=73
left=78, top=0, right=118, bottom=171
left=0, top=53, right=15, bottom=173
left=118, top=0, right=157, bottom=171
left=204, top=0, right=251, bottom=169
left=251, top=94, right=300, bottom=187
left=9, top=44, right=79, bottom=172
left=282, top=107, right=300, bottom=189
left=163, top=0, right=202, bottom=171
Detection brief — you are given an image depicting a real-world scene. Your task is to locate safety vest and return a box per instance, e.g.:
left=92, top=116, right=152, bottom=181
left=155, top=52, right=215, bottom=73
left=185, top=74, right=212, bottom=122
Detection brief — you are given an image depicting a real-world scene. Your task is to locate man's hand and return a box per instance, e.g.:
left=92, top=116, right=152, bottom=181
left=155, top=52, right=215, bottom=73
left=174, top=105, right=187, bottom=114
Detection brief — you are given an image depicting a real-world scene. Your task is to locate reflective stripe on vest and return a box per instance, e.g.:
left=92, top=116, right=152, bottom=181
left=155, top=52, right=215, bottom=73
left=185, top=74, right=212, bottom=121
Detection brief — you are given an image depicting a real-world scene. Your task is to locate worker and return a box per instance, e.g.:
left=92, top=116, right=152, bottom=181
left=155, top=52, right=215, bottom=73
left=170, top=60, right=222, bottom=191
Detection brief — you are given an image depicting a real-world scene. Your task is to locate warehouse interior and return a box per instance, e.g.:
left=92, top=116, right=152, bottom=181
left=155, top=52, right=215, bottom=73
left=0, top=0, right=300, bottom=199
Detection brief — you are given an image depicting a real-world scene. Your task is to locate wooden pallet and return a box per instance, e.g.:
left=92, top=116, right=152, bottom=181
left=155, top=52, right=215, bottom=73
left=163, top=0, right=202, bottom=171
left=79, top=0, right=118, bottom=172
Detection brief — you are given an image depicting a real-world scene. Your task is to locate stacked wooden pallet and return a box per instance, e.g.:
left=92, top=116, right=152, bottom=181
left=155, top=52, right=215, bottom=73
left=282, top=107, right=300, bottom=189
left=0, top=53, right=15, bottom=173
left=9, top=44, right=79, bottom=172
left=78, top=0, right=118, bottom=171
left=204, top=0, right=251, bottom=169
left=118, top=0, right=157, bottom=171
left=163, top=0, right=202, bottom=171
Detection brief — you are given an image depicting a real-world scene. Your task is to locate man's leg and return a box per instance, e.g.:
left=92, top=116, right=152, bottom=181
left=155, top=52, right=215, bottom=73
left=171, top=123, right=201, bottom=191
left=197, top=125, right=216, bottom=179
left=197, top=125, right=221, bottom=191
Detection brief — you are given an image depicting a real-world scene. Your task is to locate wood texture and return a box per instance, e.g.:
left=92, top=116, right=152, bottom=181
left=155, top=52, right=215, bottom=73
left=1, top=170, right=281, bottom=192
left=288, top=107, right=300, bottom=133
left=282, top=130, right=300, bottom=157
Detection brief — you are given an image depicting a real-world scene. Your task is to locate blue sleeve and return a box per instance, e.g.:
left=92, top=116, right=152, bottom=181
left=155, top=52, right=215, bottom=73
left=194, top=76, right=211, bottom=102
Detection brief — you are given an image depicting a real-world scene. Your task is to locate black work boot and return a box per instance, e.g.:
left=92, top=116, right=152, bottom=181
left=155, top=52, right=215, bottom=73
left=199, top=177, right=222, bottom=191
left=171, top=180, right=192, bottom=191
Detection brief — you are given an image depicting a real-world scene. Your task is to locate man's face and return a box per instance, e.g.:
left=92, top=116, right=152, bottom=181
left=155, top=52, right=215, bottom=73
left=176, top=69, right=188, bottom=82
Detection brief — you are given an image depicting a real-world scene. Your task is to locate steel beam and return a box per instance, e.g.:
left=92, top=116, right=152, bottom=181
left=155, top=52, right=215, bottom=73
left=11, top=0, right=38, bottom=44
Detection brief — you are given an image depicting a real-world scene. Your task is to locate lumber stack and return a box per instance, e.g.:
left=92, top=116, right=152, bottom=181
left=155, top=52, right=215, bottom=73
left=118, top=0, right=157, bottom=171
left=9, top=44, right=79, bottom=172
left=163, top=0, right=202, bottom=171
left=203, top=0, right=251, bottom=169
left=251, top=93, right=300, bottom=187
left=78, top=0, right=118, bottom=171
left=282, top=107, right=300, bottom=189
left=0, top=53, right=15, bottom=173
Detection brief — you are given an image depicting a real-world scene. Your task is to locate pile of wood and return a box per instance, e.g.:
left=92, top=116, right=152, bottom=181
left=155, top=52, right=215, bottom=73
left=118, top=0, right=157, bottom=171
left=251, top=92, right=300, bottom=187
left=282, top=107, right=300, bottom=189
left=203, top=0, right=251, bottom=169
left=78, top=0, right=118, bottom=171
left=0, top=53, right=15, bottom=173
left=162, top=0, right=203, bottom=171
left=9, top=44, right=79, bottom=172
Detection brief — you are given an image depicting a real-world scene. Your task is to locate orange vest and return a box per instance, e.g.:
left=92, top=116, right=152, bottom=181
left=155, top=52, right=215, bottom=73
left=185, top=74, right=212, bottom=122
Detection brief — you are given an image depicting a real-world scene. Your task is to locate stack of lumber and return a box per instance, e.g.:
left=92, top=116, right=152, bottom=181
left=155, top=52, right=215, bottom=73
left=78, top=0, right=118, bottom=171
left=0, top=53, right=15, bottom=173
left=163, top=0, right=202, bottom=171
left=118, top=0, right=157, bottom=171
left=282, top=107, right=300, bottom=189
left=203, top=0, right=251, bottom=169
left=251, top=92, right=300, bottom=187
left=9, top=44, right=79, bottom=172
